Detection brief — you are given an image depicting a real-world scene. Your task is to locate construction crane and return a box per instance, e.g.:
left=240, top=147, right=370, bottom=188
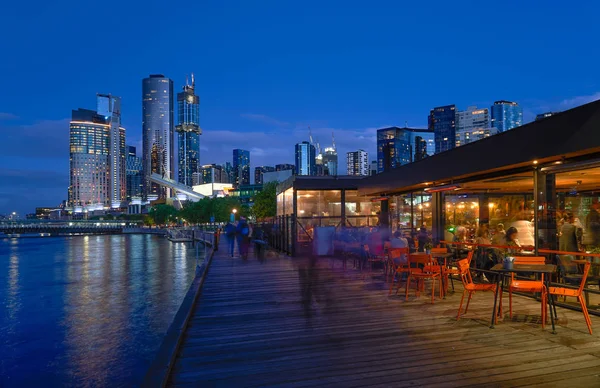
left=332, top=131, right=336, bottom=151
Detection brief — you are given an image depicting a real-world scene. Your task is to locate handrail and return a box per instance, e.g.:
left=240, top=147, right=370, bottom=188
left=440, top=240, right=600, bottom=260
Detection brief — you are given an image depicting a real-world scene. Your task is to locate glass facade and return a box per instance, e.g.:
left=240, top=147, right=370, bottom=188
left=126, top=146, right=143, bottom=199
left=429, top=104, right=456, bottom=154
left=68, top=109, right=110, bottom=208
left=142, top=74, right=174, bottom=198
left=455, top=106, right=495, bottom=147
left=255, top=166, right=275, bottom=185
left=232, top=149, right=250, bottom=187
left=490, top=100, right=523, bottom=133
left=377, top=127, right=434, bottom=173
left=176, top=77, right=201, bottom=187
left=295, top=141, right=316, bottom=176
left=322, top=147, right=338, bottom=176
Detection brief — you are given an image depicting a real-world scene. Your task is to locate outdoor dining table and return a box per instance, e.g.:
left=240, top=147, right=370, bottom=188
left=412, top=251, right=455, bottom=298
left=489, top=263, right=557, bottom=333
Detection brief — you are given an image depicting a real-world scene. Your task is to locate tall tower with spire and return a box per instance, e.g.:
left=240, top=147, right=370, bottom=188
left=176, top=73, right=201, bottom=186
left=322, top=131, right=338, bottom=175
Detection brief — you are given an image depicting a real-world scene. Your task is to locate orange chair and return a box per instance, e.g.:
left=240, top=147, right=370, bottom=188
left=405, top=253, right=443, bottom=304
left=549, top=260, right=593, bottom=335
left=506, top=256, right=547, bottom=327
left=387, top=247, right=410, bottom=294
left=445, top=251, right=474, bottom=293
left=456, top=257, right=498, bottom=320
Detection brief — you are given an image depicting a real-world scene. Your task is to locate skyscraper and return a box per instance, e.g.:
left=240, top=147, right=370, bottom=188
left=97, top=94, right=126, bottom=207
left=295, top=141, right=316, bottom=176
left=232, top=149, right=250, bottom=187
left=275, top=163, right=295, bottom=172
left=142, top=74, right=174, bottom=198
left=200, top=164, right=228, bottom=184
left=255, top=166, right=275, bottom=185
left=428, top=104, right=456, bottom=154
left=346, top=150, right=369, bottom=176
left=490, top=100, right=523, bottom=132
left=322, top=147, right=338, bottom=175
left=455, top=106, right=495, bottom=147
left=176, top=74, right=201, bottom=187
left=68, top=109, right=111, bottom=209
left=126, top=146, right=143, bottom=199
left=377, top=127, right=434, bottom=173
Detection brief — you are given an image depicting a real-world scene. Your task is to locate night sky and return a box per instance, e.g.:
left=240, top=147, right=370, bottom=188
left=1, top=0, right=599, bottom=215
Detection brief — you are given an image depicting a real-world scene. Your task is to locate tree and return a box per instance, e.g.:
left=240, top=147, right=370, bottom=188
left=252, top=181, right=277, bottom=220
left=148, top=204, right=178, bottom=225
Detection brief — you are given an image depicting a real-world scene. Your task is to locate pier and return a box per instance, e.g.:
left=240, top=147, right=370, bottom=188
left=148, top=239, right=600, bottom=387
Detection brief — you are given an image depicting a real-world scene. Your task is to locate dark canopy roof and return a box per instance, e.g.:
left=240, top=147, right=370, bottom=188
left=360, top=99, right=600, bottom=196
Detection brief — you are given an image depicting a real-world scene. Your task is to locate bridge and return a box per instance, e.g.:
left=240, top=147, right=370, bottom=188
left=149, top=173, right=204, bottom=202
left=0, top=220, right=153, bottom=236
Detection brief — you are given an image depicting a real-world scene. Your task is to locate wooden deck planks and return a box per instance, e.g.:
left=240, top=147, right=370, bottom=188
left=168, top=249, right=600, bottom=387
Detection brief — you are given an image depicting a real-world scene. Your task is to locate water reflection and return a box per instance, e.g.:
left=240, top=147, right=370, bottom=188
left=0, top=235, right=198, bottom=386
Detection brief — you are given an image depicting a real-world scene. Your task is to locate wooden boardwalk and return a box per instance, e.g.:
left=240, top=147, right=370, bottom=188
left=168, top=246, right=600, bottom=387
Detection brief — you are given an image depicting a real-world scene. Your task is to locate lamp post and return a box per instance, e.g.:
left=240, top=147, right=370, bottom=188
left=230, top=208, right=237, bottom=223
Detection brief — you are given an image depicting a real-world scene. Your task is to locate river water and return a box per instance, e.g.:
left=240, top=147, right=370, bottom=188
left=0, top=234, right=200, bottom=387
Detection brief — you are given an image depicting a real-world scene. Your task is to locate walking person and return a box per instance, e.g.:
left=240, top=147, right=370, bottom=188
left=236, top=217, right=251, bottom=259
left=224, top=222, right=236, bottom=257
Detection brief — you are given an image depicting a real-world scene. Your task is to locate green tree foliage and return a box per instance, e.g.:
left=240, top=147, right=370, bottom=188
left=252, top=181, right=277, bottom=220
left=148, top=204, right=178, bottom=225
left=178, top=196, right=246, bottom=224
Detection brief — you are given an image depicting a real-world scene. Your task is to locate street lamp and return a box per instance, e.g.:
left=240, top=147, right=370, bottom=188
left=230, top=208, right=237, bottom=223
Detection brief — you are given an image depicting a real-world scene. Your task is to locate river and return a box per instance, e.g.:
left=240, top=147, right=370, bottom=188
left=0, top=234, right=200, bottom=387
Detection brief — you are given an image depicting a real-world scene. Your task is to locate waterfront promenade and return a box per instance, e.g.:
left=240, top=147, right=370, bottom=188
left=167, top=243, right=600, bottom=387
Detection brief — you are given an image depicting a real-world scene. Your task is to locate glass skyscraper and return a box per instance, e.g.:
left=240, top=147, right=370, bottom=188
left=142, top=74, right=174, bottom=198
left=428, top=104, right=456, bottom=154
left=97, top=94, right=126, bottom=207
left=455, top=106, right=495, bottom=147
left=126, top=146, right=143, bottom=199
left=295, top=141, right=316, bottom=176
left=68, top=109, right=111, bottom=209
left=176, top=74, right=201, bottom=187
left=490, top=100, right=523, bottom=132
left=322, top=147, right=338, bottom=176
left=255, top=166, right=275, bottom=185
left=377, top=127, right=434, bottom=173
left=232, top=149, right=250, bottom=187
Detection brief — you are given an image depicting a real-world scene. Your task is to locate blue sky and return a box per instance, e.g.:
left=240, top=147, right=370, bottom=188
left=1, top=0, right=599, bottom=215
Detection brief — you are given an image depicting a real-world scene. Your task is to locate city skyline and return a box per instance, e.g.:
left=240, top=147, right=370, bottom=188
left=1, top=1, right=600, bottom=215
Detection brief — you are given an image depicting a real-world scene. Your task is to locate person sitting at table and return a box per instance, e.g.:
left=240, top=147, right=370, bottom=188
left=417, top=226, right=430, bottom=252
left=504, top=226, right=521, bottom=255
left=390, top=230, right=408, bottom=264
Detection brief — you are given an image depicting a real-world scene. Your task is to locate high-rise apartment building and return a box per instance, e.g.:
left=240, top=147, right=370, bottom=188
left=346, top=150, right=369, bottom=176
left=68, top=109, right=112, bottom=209
left=275, top=163, right=295, bottom=172
left=377, top=127, right=434, bottom=173
left=370, top=161, right=378, bottom=176
left=200, top=164, right=228, bottom=184
left=455, top=106, right=496, bottom=147
left=142, top=74, right=174, bottom=198
left=176, top=74, right=201, bottom=187
left=322, top=147, right=338, bottom=176
left=490, top=100, right=523, bottom=132
left=97, top=94, right=126, bottom=207
left=428, top=104, right=456, bottom=154
left=255, top=166, right=275, bottom=185
left=126, top=146, right=143, bottom=199
left=232, top=149, right=250, bottom=187
left=295, top=141, right=316, bottom=176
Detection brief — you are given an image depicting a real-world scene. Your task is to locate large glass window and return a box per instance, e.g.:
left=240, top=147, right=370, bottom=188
left=297, top=190, right=342, bottom=217
left=284, top=188, right=294, bottom=215
left=276, top=192, right=284, bottom=216
left=412, top=193, right=432, bottom=230
left=345, top=190, right=381, bottom=216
